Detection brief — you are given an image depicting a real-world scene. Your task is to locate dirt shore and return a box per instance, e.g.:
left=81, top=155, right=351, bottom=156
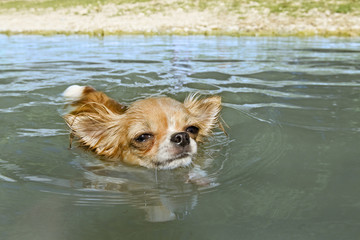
left=1, top=0, right=360, bottom=37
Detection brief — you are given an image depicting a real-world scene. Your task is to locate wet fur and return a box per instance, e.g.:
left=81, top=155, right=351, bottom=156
left=63, top=85, right=223, bottom=169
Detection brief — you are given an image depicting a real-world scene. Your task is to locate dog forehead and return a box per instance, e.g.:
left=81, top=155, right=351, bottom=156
left=131, top=97, right=185, bottom=115
left=134, top=97, right=179, bottom=107
left=127, top=97, right=190, bottom=134
left=152, top=98, right=191, bottom=128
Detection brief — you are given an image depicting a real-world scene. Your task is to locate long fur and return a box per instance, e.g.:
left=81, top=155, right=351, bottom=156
left=63, top=85, right=223, bottom=169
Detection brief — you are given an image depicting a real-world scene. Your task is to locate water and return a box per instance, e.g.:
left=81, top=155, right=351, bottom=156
left=1, top=35, right=360, bottom=239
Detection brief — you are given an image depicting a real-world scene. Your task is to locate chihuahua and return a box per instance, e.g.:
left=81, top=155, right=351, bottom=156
left=63, top=85, right=223, bottom=169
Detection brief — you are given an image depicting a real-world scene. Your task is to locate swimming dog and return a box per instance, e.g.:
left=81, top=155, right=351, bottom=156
left=63, top=85, right=223, bottom=169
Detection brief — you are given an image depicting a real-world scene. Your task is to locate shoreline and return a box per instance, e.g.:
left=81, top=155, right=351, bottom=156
left=1, top=1, right=360, bottom=37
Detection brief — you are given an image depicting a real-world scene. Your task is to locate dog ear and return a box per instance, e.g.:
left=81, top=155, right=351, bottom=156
left=184, top=94, right=222, bottom=138
left=64, top=111, right=126, bottom=158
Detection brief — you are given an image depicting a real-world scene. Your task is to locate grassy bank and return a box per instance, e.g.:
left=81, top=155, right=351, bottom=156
left=1, top=0, right=360, bottom=15
left=1, top=0, right=360, bottom=37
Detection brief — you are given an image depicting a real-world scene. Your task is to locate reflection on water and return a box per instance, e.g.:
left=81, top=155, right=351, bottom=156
left=1, top=35, right=360, bottom=238
left=69, top=132, right=229, bottom=222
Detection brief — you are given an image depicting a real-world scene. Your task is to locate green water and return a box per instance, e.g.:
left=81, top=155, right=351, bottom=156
left=1, top=35, right=360, bottom=239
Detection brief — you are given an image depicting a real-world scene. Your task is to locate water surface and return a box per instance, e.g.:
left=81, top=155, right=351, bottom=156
left=1, top=35, right=360, bottom=239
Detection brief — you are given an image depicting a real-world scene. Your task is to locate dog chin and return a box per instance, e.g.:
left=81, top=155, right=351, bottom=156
left=154, top=155, right=193, bottom=170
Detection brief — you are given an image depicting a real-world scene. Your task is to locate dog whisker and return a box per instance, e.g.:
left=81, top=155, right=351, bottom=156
left=62, top=85, right=224, bottom=170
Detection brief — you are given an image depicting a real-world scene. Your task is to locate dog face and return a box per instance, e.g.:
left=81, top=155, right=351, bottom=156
left=125, top=97, right=198, bottom=169
left=63, top=86, right=222, bottom=169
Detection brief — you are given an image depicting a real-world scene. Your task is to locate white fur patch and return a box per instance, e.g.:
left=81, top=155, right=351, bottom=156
left=63, top=85, right=85, bottom=101
left=156, top=135, right=197, bottom=169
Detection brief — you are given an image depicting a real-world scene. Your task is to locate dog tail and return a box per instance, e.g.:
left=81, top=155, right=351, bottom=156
left=63, top=85, right=126, bottom=115
left=63, top=85, right=90, bottom=101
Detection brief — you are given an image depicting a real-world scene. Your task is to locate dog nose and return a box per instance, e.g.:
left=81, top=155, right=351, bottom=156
left=170, top=132, right=190, bottom=147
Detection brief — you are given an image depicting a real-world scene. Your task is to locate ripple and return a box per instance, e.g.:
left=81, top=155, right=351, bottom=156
left=189, top=72, right=231, bottom=80
left=227, top=102, right=302, bottom=110
left=192, top=59, right=244, bottom=63
left=74, top=67, right=113, bottom=72
left=34, top=60, right=101, bottom=65
left=17, top=128, right=68, bottom=137
left=221, top=122, right=287, bottom=193
left=295, top=48, right=360, bottom=53
left=0, top=174, right=16, bottom=182
left=109, top=59, right=163, bottom=64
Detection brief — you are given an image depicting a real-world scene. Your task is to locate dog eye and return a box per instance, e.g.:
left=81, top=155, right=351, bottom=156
left=135, top=133, right=153, bottom=142
left=186, top=126, right=199, bottom=135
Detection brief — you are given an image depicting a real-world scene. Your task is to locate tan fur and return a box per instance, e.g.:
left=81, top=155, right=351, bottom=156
left=63, top=86, right=222, bottom=169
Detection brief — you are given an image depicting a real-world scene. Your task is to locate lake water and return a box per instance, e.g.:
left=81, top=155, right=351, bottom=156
left=1, top=35, right=360, bottom=239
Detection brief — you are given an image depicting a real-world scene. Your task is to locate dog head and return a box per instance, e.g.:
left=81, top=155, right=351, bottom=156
left=122, top=95, right=221, bottom=169
left=64, top=87, right=222, bottom=169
